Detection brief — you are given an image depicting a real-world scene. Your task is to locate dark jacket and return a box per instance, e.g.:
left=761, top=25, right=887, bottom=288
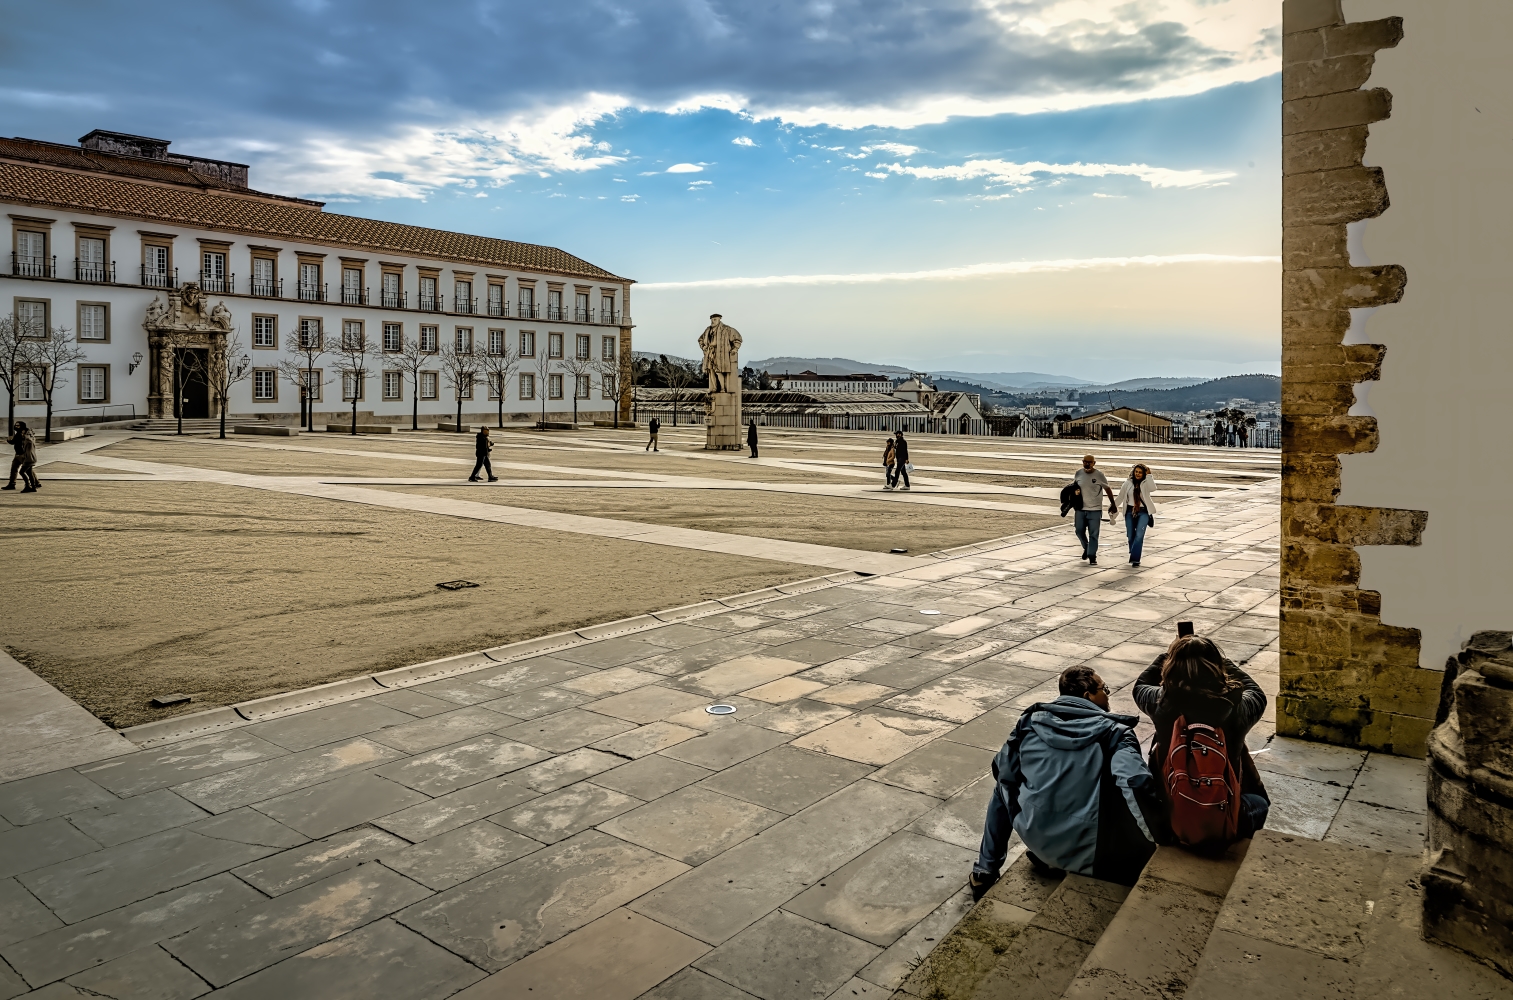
left=893, top=435, right=909, bottom=463
left=649, top=418, right=660, bottom=433
left=747, top=423, right=757, bottom=444
left=990, top=695, right=1159, bottom=884
left=1134, top=657, right=1270, bottom=824
left=1059, top=481, right=1082, bottom=516
left=474, top=431, right=492, bottom=456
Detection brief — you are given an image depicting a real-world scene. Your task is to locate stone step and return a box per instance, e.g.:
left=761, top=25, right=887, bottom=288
left=1060, top=844, right=1247, bottom=1000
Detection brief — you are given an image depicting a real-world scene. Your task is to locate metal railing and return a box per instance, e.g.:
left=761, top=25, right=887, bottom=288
left=199, top=273, right=233, bottom=294
left=49, top=402, right=137, bottom=421
left=547, top=304, right=567, bottom=321
left=341, top=287, right=369, bottom=305
left=12, top=253, right=57, bottom=278
left=454, top=297, right=477, bottom=315
left=487, top=300, right=506, bottom=317
left=518, top=302, right=539, bottom=319
left=251, top=278, right=282, bottom=298
left=74, top=259, right=115, bottom=283
left=381, top=290, right=406, bottom=308
left=297, top=282, right=327, bottom=302
left=418, top=294, right=442, bottom=312
left=141, top=266, right=178, bottom=288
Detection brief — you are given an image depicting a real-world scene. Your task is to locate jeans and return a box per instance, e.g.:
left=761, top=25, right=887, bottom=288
left=1074, top=509, right=1102, bottom=558
left=884, top=464, right=895, bottom=487
left=1125, top=509, right=1149, bottom=563
left=646, top=432, right=658, bottom=451
left=1239, top=793, right=1269, bottom=838
left=973, top=783, right=1013, bottom=876
left=894, top=463, right=910, bottom=489
left=470, top=455, right=493, bottom=479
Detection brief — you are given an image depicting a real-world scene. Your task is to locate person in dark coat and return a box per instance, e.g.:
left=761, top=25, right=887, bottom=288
left=892, top=430, right=911, bottom=490
left=646, top=416, right=660, bottom=452
left=747, top=420, right=758, bottom=458
left=469, top=426, right=498, bottom=482
left=1133, top=634, right=1270, bottom=844
left=882, top=436, right=897, bottom=489
left=5, top=422, right=39, bottom=493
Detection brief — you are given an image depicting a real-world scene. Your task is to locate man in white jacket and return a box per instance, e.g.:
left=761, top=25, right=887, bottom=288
left=1114, top=463, right=1158, bottom=567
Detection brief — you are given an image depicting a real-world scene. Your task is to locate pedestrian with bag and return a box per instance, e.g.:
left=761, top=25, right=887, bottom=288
left=1115, top=463, right=1158, bottom=567
left=469, top=426, right=498, bottom=482
left=1134, top=633, right=1270, bottom=853
left=4, top=421, right=36, bottom=491
left=646, top=416, right=660, bottom=452
left=882, top=436, right=897, bottom=490
left=892, top=430, right=911, bottom=491
left=747, top=419, right=759, bottom=458
left=1073, top=454, right=1115, bottom=565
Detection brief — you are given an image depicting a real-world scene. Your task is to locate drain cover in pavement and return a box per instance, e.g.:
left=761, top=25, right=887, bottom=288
left=919, top=609, right=942, bottom=615
left=706, top=704, right=737, bottom=715
left=437, top=580, right=480, bottom=591
left=890, top=548, right=908, bottom=553
left=150, top=693, right=192, bottom=708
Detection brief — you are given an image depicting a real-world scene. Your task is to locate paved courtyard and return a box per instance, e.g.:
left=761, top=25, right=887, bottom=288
left=0, top=434, right=1428, bottom=1000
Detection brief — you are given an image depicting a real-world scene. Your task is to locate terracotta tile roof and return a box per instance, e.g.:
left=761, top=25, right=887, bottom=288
left=0, top=156, right=628, bottom=282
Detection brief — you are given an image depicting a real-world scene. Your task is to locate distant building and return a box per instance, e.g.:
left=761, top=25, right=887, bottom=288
left=767, top=370, right=895, bottom=393
left=1066, top=407, right=1174, bottom=442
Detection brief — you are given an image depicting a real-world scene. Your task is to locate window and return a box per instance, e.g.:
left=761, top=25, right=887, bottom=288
left=298, top=317, right=322, bottom=349
left=342, top=320, right=364, bottom=350
left=518, top=285, right=535, bottom=317
left=420, top=325, right=438, bottom=352
left=575, top=374, right=590, bottom=399
left=18, top=368, right=44, bottom=402
left=201, top=250, right=227, bottom=292
left=454, top=280, right=472, bottom=313
left=383, top=371, right=403, bottom=400
left=15, top=230, right=48, bottom=277
left=253, top=314, right=276, bottom=348
left=298, top=261, right=322, bottom=301
left=301, top=368, right=322, bottom=401
left=253, top=369, right=277, bottom=400
left=519, top=373, right=535, bottom=400
left=143, top=243, right=170, bottom=287
left=77, top=236, right=107, bottom=281
left=342, top=267, right=363, bottom=304
left=575, top=334, right=591, bottom=361
left=79, top=365, right=108, bottom=402
left=343, top=371, right=364, bottom=401
left=381, top=270, right=402, bottom=308
left=15, top=299, right=47, bottom=336
left=419, top=275, right=438, bottom=310
left=575, top=291, right=589, bottom=321
left=78, top=303, right=108, bottom=341
left=420, top=371, right=438, bottom=399
left=601, top=294, right=615, bottom=322
left=601, top=336, right=616, bottom=362
left=547, top=289, right=563, bottom=320
left=487, top=329, right=505, bottom=355
left=601, top=373, right=617, bottom=399
left=519, top=330, right=535, bottom=357
left=549, top=374, right=563, bottom=399
left=382, top=322, right=402, bottom=352
left=488, top=283, right=504, bottom=316
left=454, top=327, right=473, bottom=353
left=488, top=373, right=504, bottom=400
left=548, top=333, right=564, bottom=359
left=457, top=375, right=473, bottom=400
left=252, top=255, right=277, bottom=296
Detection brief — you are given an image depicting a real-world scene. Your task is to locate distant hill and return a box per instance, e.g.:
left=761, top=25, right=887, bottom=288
left=748, top=356, right=914, bottom=376
left=1086, top=377, right=1210, bottom=392
left=932, top=370, right=1092, bottom=390
left=1069, top=375, right=1280, bottom=413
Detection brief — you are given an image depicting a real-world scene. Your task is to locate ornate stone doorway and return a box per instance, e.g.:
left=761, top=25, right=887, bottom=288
left=175, top=348, right=210, bottom=418
left=142, top=283, right=233, bottom=419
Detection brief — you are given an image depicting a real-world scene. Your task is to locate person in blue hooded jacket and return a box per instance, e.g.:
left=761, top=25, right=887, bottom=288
left=970, top=666, right=1160, bottom=898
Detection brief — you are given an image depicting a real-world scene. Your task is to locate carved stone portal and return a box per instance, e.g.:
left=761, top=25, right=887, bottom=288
left=143, top=283, right=233, bottom=418
left=698, top=313, right=742, bottom=451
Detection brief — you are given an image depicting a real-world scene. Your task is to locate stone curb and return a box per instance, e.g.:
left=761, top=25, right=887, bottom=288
left=372, top=652, right=505, bottom=688
left=121, top=706, right=245, bottom=749
left=652, top=601, right=725, bottom=622
left=575, top=615, right=661, bottom=641
left=234, top=676, right=385, bottom=722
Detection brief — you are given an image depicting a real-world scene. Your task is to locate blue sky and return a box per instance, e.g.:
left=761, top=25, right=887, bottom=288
left=0, top=0, right=1281, bottom=382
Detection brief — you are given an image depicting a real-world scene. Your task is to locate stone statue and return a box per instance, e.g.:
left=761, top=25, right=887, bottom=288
left=699, top=314, right=742, bottom=394
left=181, top=282, right=206, bottom=317
left=210, top=302, right=232, bottom=331
left=144, top=296, right=168, bottom=329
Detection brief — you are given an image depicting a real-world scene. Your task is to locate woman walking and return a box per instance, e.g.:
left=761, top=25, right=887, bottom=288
left=5, top=422, right=39, bottom=493
left=882, top=436, right=897, bottom=489
left=1115, top=463, right=1157, bottom=566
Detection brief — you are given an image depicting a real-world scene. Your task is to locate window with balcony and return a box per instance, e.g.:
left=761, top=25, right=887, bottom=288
left=298, top=262, right=323, bottom=301
left=548, top=333, right=564, bottom=359
left=253, top=369, right=277, bottom=400
left=420, top=325, right=438, bottom=353
left=253, top=315, right=276, bottom=348
left=298, top=317, right=322, bottom=349
left=419, top=275, right=439, bottom=311
left=420, top=371, right=438, bottom=399
left=488, top=329, right=505, bottom=355
left=201, top=250, right=228, bottom=293
left=601, top=336, right=616, bottom=362
left=79, top=365, right=108, bottom=403
left=252, top=256, right=278, bottom=297
left=382, top=322, right=402, bottom=352
left=14, top=229, right=50, bottom=278
left=142, top=243, right=172, bottom=288
left=575, top=291, right=589, bottom=322
left=547, top=289, right=564, bottom=320
left=16, top=299, right=47, bottom=336
left=519, top=373, right=535, bottom=400
left=78, top=303, right=108, bottom=341
left=454, top=280, right=473, bottom=314
left=518, top=286, right=535, bottom=318
left=381, top=270, right=402, bottom=308
left=519, top=330, right=535, bottom=357
left=575, top=334, right=591, bottom=361
left=601, top=294, right=616, bottom=323
left=342, top=267, right=364, bottom=305
left=549, top=373, right=563, bottom=399
left=383, top=370, right=403, bottom=400
left=487, top=284, right=504, bottom=317
left=575, top=374, right=590, bottom=399
left=454, top=327, right=473, bottom=353
left=343, top=320, right=364, bottom=350
left=77, top=236, right=109, bottom=282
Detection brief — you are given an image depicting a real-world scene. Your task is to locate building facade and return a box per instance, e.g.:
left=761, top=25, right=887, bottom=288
left=766, top=371, right=895, bottom=393
left=2, top=130, right=633, bottom=427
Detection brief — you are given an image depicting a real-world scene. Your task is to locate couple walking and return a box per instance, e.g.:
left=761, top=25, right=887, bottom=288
left=881, top=430, right=911, bottom=491
left=4, top=422, right=40, bottom=493
left=1064, top=454, right=1157, bottom=567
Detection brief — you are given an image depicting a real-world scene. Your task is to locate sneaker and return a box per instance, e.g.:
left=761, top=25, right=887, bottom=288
left=901, top=486, right=910, bottom=491
left=969, top=870, right=1000, bottom=903
left=1131, top=561, right=1140, bottom=567
left=1088, top=557, right=1097, bottom=566
left=1080, top=550, right=1089, bottom=560
left=487, top=476, right=499, bottom=482
left=20, top=487, right=35, bottom=493
left=0, top=484, right=13, bottom=491
left=468, top=477, right=480, bottom=482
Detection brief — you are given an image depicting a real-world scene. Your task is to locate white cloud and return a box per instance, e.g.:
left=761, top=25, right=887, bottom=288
left=688, top=180, right=712, bottom=188
left=666, top=162, right=704, bottom=173
left=621, top=193, right=640, bottom=201
left=636, top=253, right=1278, bottom=289
left=474, top=191, right=487, bottom=198
left=731, top=136, right=757, bottom=146
left=872, top=158, right=1234, bottom=190
left=861, top=142, right=920, bottom=157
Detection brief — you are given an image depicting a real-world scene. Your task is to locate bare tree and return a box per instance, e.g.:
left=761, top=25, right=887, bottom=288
left=330, top=323, right=376, bottom=435
left=561, top=355, right=596, bottom=426
left=206, top=332, right=253, bottom=440
left=439, top=341, right=482, bottom=432
left=394, top=330, right=436, bottom=431
left=281, top=319, right=334, bottom=430
left=662, top=355, right=695, bottom=427
left=23, top=324, right=88, bottom=442
left=597, top=356, right=622, bottom=429
left=0, top=311, right=43, bottom=433
left=479, top=338, right=519, bottom=429
left=533, top=349, right=554, bottom=427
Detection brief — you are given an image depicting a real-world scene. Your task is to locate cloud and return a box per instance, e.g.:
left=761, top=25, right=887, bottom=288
left=731, top=136, right=757, bottom=146
left=666, top=163, right=704, bottom=173
left=636, top=253, right=1278, bottom=289
left=861, top=142, right=920, bottom=157
left=621, top=193, right=640, bottom=201
left=872, top=158, right=1234, bottom=190
left=688, top=180, right=713, bottom=188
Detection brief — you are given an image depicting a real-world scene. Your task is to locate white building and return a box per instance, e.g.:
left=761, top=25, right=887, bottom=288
left=767, top=370, right=895, bottom=393
left=2, top=130, right=632, bottom=427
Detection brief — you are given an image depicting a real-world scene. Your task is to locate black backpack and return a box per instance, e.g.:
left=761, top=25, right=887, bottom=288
left=1059, top=481, right=1082, bottom=516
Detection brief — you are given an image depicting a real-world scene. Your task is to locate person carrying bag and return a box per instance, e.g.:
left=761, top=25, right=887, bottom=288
left=1115, top=462, right=1158, bottom=567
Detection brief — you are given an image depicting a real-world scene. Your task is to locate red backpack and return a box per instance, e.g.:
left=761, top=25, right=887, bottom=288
left=1162, top=716, right=1240, bottom=847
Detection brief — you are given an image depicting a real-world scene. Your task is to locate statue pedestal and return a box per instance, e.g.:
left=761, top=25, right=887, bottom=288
left=706, top=390, right=742, bottom=450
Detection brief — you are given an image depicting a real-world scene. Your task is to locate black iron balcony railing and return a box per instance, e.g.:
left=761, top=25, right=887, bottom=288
left=600, top=309, right=621, bottom=325
left=574, top=307, right=591, bottom=323
left=381, top=290, right=406, bottom=309
left=454, top=297, right=477, bottom=315
left=518, top=302, right=539, bottom=319
left=74, top=259, right=115, bottom=283
left=418, top=294, right=441, bottom=312
left=141, top=266, right=178, bottom=289
left=251, top=277, right=282, bottom=297
left=547, top=304, right=567, bottom=321
left=297, top=282, right=327, bottom=302
left=12, top=253, right=57, bottom=278
left=341, top=287, right=368, bottom=306
left=199, top=273, right=233, bottom=294
left=487, top=299, right=506, bottom=317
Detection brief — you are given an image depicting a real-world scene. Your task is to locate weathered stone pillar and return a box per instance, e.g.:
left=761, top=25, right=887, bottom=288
left=1424, top=630, right=1513, bottom=976
left=1278, top=0, right=1438, bottom=756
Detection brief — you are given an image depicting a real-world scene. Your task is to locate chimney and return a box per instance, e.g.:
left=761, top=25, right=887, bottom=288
left=79, top=129, right=170, bottom=159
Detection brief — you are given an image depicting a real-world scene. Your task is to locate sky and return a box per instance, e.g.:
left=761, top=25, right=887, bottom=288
left=0, top=0, right=1281, bottom=383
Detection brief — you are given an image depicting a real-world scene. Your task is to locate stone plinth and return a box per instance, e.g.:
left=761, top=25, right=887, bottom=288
left=706, top=390, right=741, bottom=450
left=234, top=424, right=298, bottom=436
left=1424, top=630, right=1513, bottom=977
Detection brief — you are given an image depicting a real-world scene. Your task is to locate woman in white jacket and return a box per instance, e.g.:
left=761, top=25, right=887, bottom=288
left=1115, top=463, right=1158, bottom=567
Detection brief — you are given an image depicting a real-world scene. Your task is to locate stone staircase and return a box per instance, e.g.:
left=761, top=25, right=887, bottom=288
left=130, top=417, right=224, bottom=434
left=891, top=832, right=1507, bottom=1000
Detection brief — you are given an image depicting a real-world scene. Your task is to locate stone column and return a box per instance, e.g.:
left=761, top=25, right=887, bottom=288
left=1424, top=630, right=1513, bottom=976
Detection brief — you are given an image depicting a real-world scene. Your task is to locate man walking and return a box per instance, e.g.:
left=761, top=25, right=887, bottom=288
left=469, top=426, right=498, bottom=482
left=892, top=430, right=911, bottom=491
left=1074, top=454, right=1114, bottom=565
left=646, top=416, right=660, bottom=452
left=747, top=419, right=759, bottom=458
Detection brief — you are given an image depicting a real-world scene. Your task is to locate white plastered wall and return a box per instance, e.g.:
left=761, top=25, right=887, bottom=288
left=1339, top=0, right=1513, bottom=667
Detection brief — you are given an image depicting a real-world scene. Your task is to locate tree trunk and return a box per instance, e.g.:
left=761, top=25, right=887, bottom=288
left=219, top=393, right=227, bottom=439
left=411, top=381, right=418, bottom=431
left=351, top=393, right=358, bottom=435
left=44, top=396, right=52, bottom=444
left=7, top=387, right=13, bottom=434
left=175, top=361, right=183, bottom=435
left=497, top=394, right=503, bottom=429
left=455, top=392, right=463, bottom=432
